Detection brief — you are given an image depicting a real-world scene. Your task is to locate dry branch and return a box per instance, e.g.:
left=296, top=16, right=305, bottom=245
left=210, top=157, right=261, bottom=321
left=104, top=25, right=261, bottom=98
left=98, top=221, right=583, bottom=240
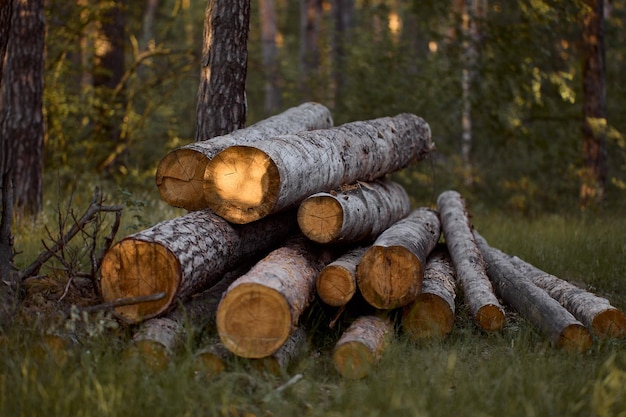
left=316, top=246, right=368, bottom=307
left=204, top=113, right=434, bottom=224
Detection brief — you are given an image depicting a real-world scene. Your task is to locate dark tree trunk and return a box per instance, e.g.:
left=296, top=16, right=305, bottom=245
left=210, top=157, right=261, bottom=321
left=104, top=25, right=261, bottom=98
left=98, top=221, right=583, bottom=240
left=331, top=0, right=354, bottom=112
left=196, top=0, right=250, bottom=141
left=580, top=0, right=607, bottom=208
left=259, top=0, right=281, bottom=115
left=0, top=0, right=12, bottom=86
left=299, top=0, right=322, bottom=97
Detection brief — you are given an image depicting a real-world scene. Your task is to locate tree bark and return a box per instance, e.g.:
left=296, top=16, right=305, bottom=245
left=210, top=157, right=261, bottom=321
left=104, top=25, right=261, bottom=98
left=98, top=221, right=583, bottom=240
left=332, top=315, right=393, bottom=379
left=316, top=246, right=368, bottom=307
left=297, top=179, right=411, bottom=244
left=356, top=208, right=441, bottom=310
left=259, top=0, right=281, bottom=115
left=195, top=0, right=250, bottom=141
left=216, top=237, right=334, bottom=358
left=437, top=190, right=505, bottom=332
left=402, top=245, right=457, bottom=341
left=0, top=0, right=11, bottom=87
left=156, top=102, right=333, bottom=211
left=507, top=254, right=626, bottom=339
left=100, top=209, right=298, bottom=324
left=474, top=231, right=592, bottom=353
left=204, top=113, right=434, bottom=224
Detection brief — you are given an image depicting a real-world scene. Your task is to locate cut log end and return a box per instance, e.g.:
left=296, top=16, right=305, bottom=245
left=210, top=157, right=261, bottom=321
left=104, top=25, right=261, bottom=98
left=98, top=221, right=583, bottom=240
left=204, top=146, right=280, bottom=224
left=402, top=293, right=455, bottom=341
left=316, top=265, right=357, bottom=307
left=474, top=304, right=506, bottom=332
left=100, top=239, right=180, bottom=323
left=193, top=351, right=227, bottom=377
left=558, top=324, right=592, bottom=353
left=332, top=341, right=374, bottom=380
left=216, top=283, right=292, bottom=358
left=297, top=195, right=343, bottom=243
left=123, top=340, right=171, bottom=371
left=591, top=308, right=626, bottom=339
left=357, top=246, right=422, bottom=309
left=155, top=149, right=210, bottom=210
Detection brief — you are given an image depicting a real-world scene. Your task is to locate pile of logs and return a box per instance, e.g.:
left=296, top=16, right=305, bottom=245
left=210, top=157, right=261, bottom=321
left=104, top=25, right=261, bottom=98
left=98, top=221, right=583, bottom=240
left=100, top=102, right=626, bottom=379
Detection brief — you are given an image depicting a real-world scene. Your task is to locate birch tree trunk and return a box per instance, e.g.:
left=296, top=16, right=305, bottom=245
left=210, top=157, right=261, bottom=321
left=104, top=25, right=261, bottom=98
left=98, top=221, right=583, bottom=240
left=402, top=246, right=457, bottom=341
left=156, top=102, right=333, bottom=210
left=204, top=113, right=434, bottom=224
left=100, top=209, right=297, bottom=324
left=437, top=190, right=505, bottom=331
left=297, top=179, right=411, bottom=244
left=216, top=238, right=334, bottom=358
left=356, top=208, right=441, bottom=310
left=474, top=231, right=592, bottom=353
left=316, top=246, right=368, bottom=307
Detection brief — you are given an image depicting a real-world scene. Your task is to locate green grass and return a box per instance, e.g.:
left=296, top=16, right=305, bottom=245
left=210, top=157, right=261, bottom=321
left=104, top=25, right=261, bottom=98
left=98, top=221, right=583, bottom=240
left=2, top=200, right=625, bottom=417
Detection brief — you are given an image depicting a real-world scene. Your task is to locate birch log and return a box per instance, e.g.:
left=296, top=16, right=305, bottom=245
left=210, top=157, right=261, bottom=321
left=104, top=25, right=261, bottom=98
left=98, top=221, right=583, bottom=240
left=332, top=315, right=394, bottom=379
left=508, top=254, right=626, bottom=339
left=402, top=246, right=457, bottom=341
left=474, top=231, right=592, bottom=353
left=204, top=113, right=434, bottom=224
left=100, top=209, right=297, bottom=324
left=356, top=208, right=441, bottom=309
left=156, top=102, right=333, bottom=210
left=216, top=238, right=334, bottom=358
left=316, top=246, right=368, bottom=307
left=297, top=179, right=411, bottom=244
left=437, top=190, right=505, bottom=332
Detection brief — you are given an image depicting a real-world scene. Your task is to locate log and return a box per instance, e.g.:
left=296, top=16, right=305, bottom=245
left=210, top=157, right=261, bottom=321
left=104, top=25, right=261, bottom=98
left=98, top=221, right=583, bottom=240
left=507, top=254, right=626, bottom=339
left=193, top=339, right=233, bottom=378
left=204, top=113, right=434, bottom=224
left=251, top=327, right=308, bottom=375
left=402, top=246, right=457, bottom=341
left=123, top=317, right=177, bottom=371
left=100, top=209, right=297, bottom=324
left=356, top=208, right=441, bottom=309
left=437, top=190, right=505, bottom=332
left=155, top=102, right=333, bottom=210
left=216, top=238, right=334, bottom=358
left=474, top=231, right=592, bottom=353
left=316, top=246, right=368, bottom=307
left=332, top=315, right=394, bottom=379
left=297, top=179, right=411, bottom=244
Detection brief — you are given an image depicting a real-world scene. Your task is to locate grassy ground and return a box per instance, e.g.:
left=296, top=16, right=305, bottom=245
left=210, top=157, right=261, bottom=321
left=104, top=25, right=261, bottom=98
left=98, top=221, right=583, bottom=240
left=1, top=194, right=625, bottom=417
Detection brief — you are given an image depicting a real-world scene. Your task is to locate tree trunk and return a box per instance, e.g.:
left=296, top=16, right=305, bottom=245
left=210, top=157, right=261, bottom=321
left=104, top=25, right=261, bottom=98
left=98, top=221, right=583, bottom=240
left=297, top=179, right=411, bottom=244
left=437, top=190, right=505, bottom=332
left=0, top=0, right=11, bottom=87
left=204, top=113, right=434, bottom=224
left=331, top=0, right=354, bottom=112
left=259, top=0, right=281, bottom=115
left=195, top=0, right=250, bottom=141
left=299, top=0, right=322, bottom=98
left=100, top=209, right=298, bottom=324
left=332, top=315, right=393, bottom=379
left=216, top=237, right=334, bottom=358
left=580, top=0, right=607, bottom=208
left=507, top=254, right=626, bottom=339
left=156, top=102, right=333, bottom=211
left=474, top=231, right=592, bottom=353
left=356, top=208, right=441, bottom=310
left=402, top=245, right=457, bottom=341
left=316, top=246, right=368, bottom=307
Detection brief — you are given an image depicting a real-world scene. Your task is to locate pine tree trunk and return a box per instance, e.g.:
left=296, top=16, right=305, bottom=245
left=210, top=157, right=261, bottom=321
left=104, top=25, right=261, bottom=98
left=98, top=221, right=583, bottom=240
left=356, top=208, right=441, bottom=310
left=156, top=102, right=333, bottom=210
left=316, top=246, right=368, bottom=307
left=474, top=231, right=592, bottom=353
left=100, top=209, right=297, bottom=324
left=216, top=238, right=334, bottom=358
left=297, top=179, right=410, bottom=244
left=332, top=315, right=393, bottom=379
left=508, top=254, right=626, bottom=339
left=402, top=246, right=457, bottom=341
left=204, top=113, right=434, bottom=224
left=437, top=190, right=505, bottom=331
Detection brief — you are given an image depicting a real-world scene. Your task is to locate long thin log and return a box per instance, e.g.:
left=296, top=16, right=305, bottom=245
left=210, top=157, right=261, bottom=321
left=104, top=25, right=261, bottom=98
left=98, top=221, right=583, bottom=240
left=507, top=254, right=626, bottom=339
left=100, top=209, right=297, bottom=323
left=356, top=208, right=441, bottom=309
left=204, top=113, right=434, bottom=224
left=332, top=315, right=394, bottom=379
left=216, top=238, right=334, bottom=358
left=437, top=190, right=505, bottom=332
left=316, top=246, right=368, bottom=307
left=156, top=102, right=333, bottom=210
left=474, top=231, right=592, bottom=353
left=402, top=246, right=457, bottom=341
left=297, top=179, right=411, bottom=244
